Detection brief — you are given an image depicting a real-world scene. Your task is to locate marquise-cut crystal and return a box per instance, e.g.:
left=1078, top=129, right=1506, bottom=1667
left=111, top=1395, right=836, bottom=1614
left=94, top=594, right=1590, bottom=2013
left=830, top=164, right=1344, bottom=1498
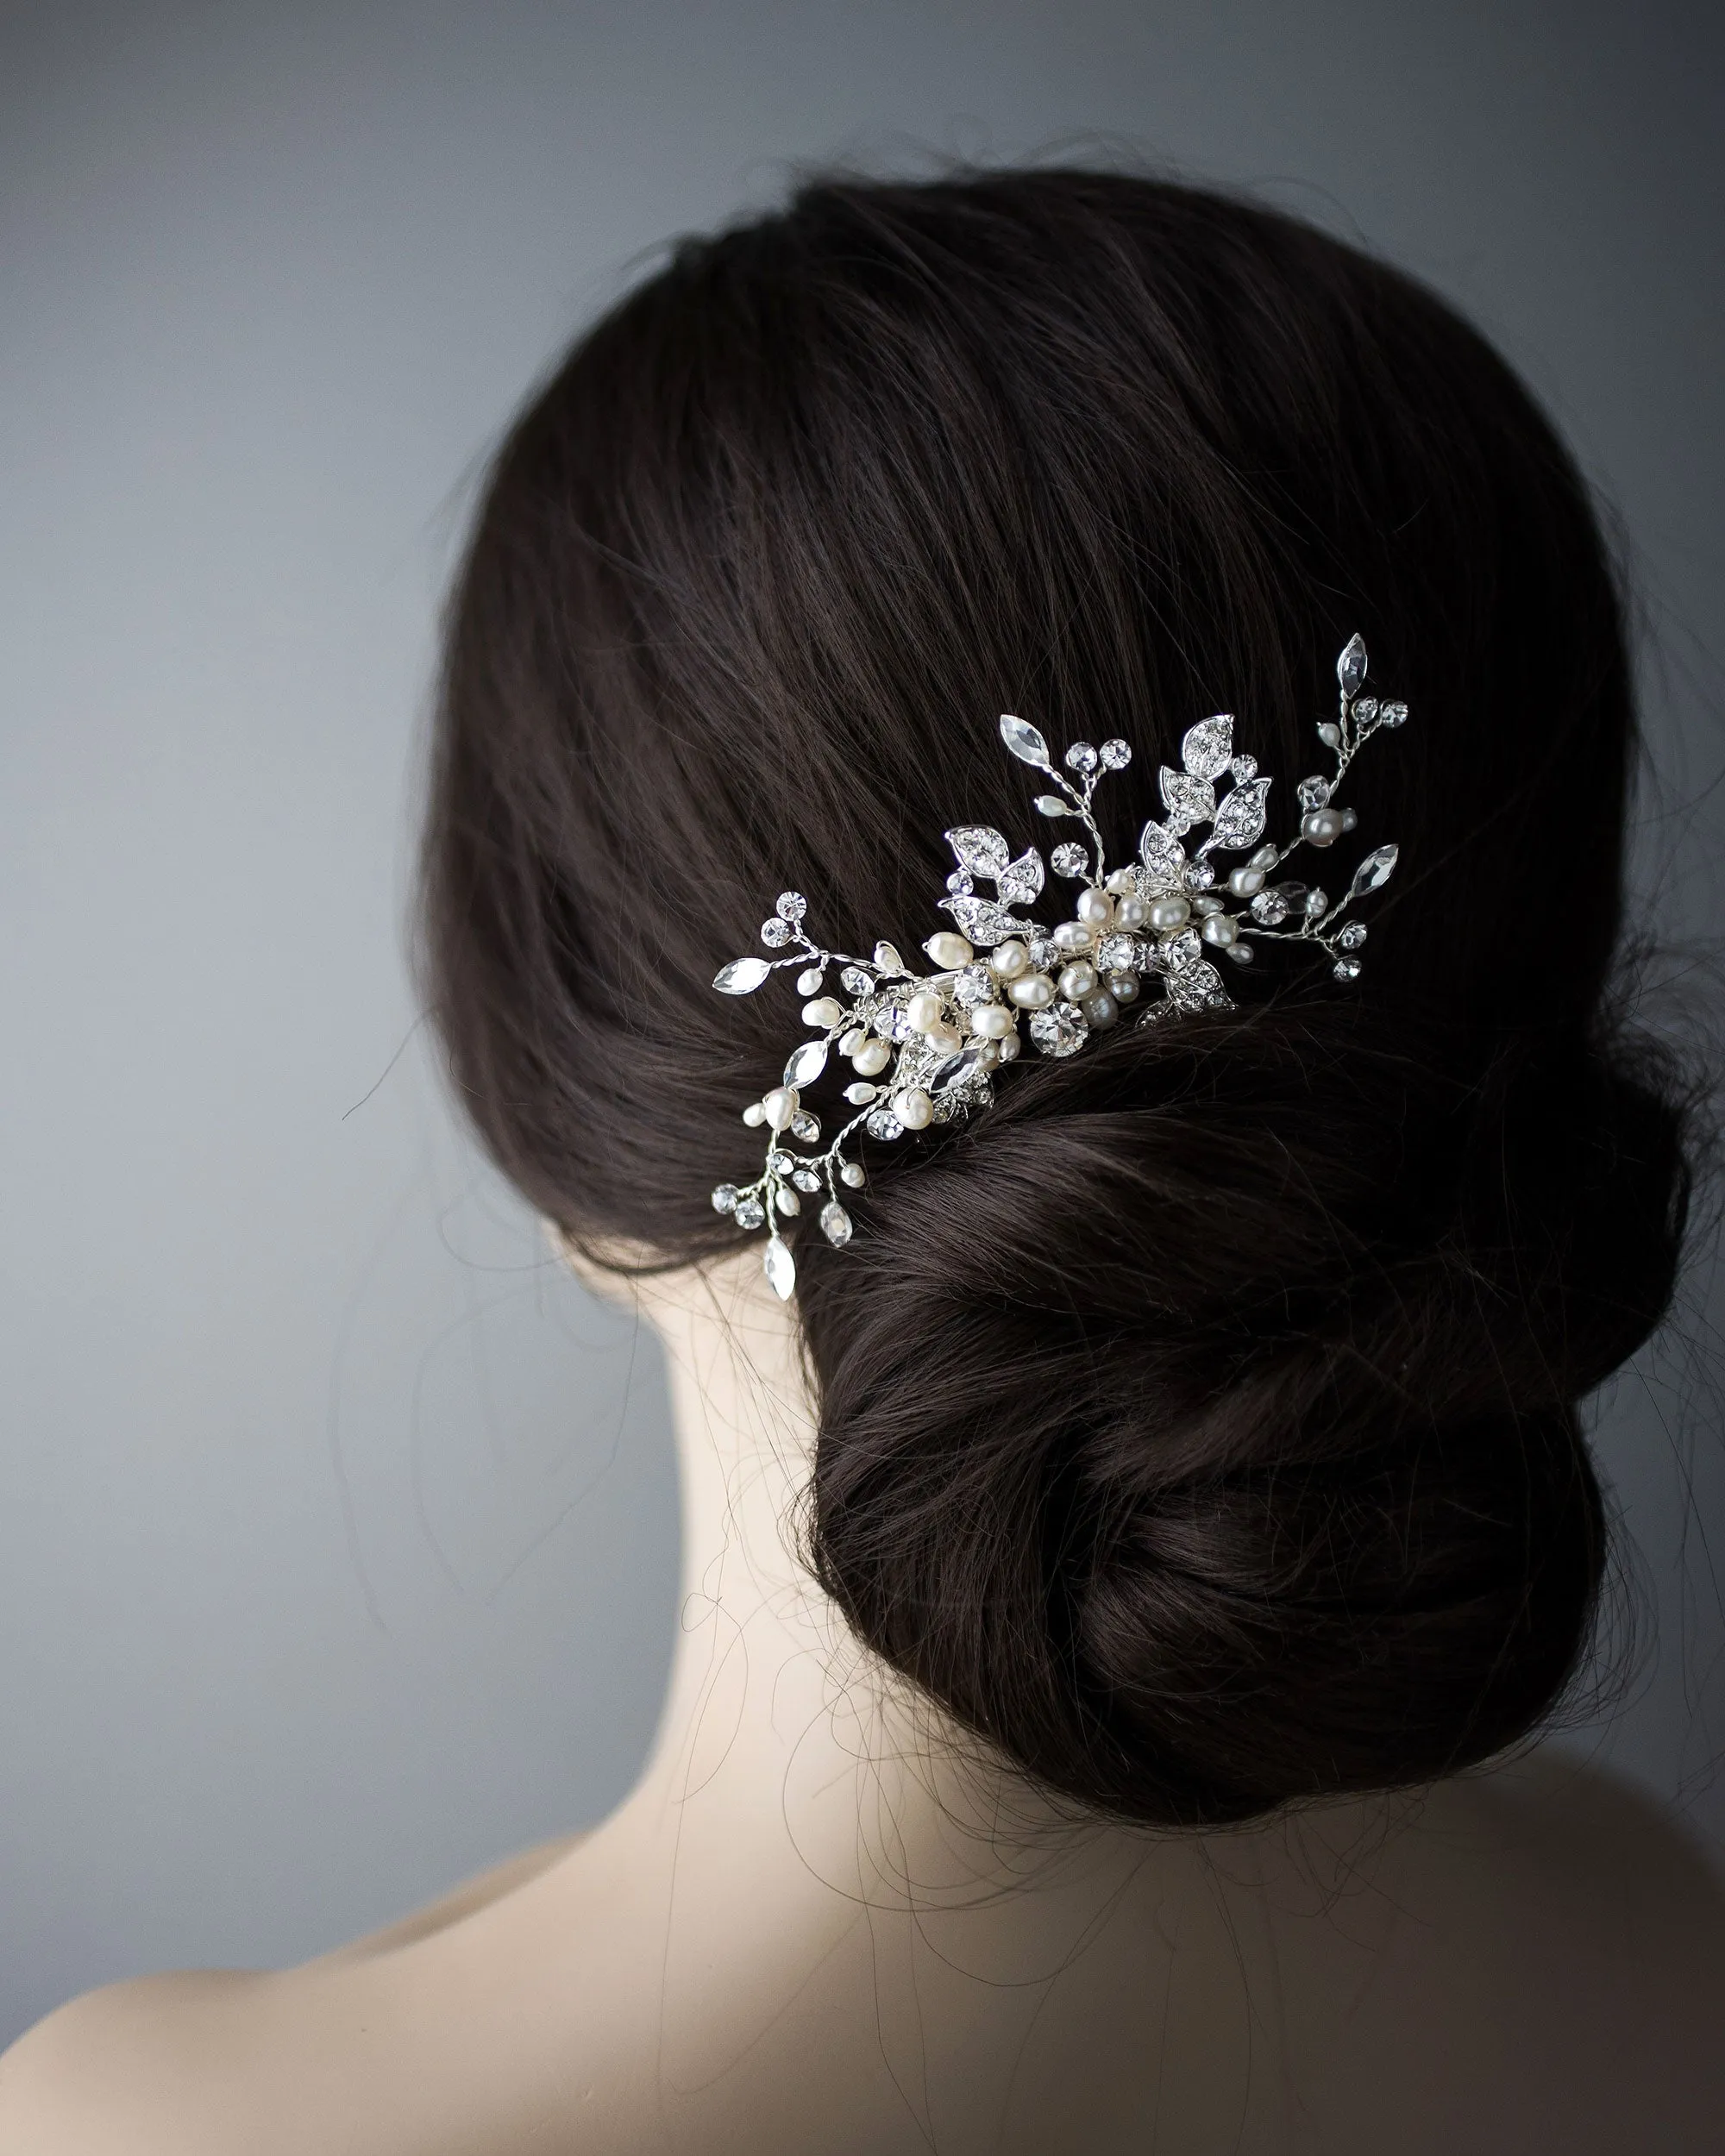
left=1337, top=634, right=1368, bottom=697
left=999, top=713, right=1051, bottom=768
left=1028, top=1002, right=1088, bottom=1057
left=713, top=956, right=770, bottom=993
left=819, top=1202, right=853, bottom=1247
left=1051, top=842, right=1088, bottom=877
left=763, top=1236, right=797, bottom=1300
left=1351, top=843, right=1399, bottom=894
left=1179, top=714, right=1234, bottom=781
left=930, top=1045, right=986, bottom=1093
left=784, top=1040, right=828, bottom=1088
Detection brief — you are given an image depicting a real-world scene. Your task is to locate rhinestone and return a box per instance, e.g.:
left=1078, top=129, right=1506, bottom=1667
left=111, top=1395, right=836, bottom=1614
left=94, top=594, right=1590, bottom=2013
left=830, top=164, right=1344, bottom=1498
left=768, top=1151, right=794, bottom=1175
left=792, top=1169, right=822, bottom=1194
left=1338, top=922, right=1368, bottom=950
left=775, top=891, right=807, bottom=921
left=1230, top=754, right=1258, bottom=780
left=760, top=918, right=792, bottom=947
left=734, top=1197, right=765, bottom=1230
left=791, top=1111, right=821, bottom=1143
left=819, top=1201, right=853, bottom=1246
left=1379, top=701, right=1408, bottom=727
left=1333, top=956, right=1363, bottom=981
left=946, top=869, right=974, bottom=894
left=1051, top=842, right=1089, bottom=878
left=1163, top=926, right=1202, bottom=972
left=1099, top=737, right=1132, bottom=769
left=865, top=1108, right=904, bottom=1141
left=1182, top=860, right=1214, bottom=890
left=1295, top=776, right=1331, bottom=812
left=1027, top=933, right=1060, bottom=971
left=1064, top=742, right=1099, bottom=774
left=1028, top=1001, right=1089, bottom=1057
left=1250, top=890, right=1289, bottom=925
left=1098, top=932, right=1145, bottom=973
left=1352, top=698, right=1378, bottom=724
left=953, top=963, right=996, bottom=1007
left=711, top=1184, right=738, bottom=1213
left=1337, top=634, right=1368, bottom=697
left=841, top=966, right=873, bottom=994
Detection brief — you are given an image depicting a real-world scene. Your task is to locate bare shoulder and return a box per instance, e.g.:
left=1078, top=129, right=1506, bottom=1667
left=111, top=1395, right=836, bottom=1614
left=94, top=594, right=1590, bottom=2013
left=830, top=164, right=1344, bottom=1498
left=0, top=1971, right=278, bottom=2155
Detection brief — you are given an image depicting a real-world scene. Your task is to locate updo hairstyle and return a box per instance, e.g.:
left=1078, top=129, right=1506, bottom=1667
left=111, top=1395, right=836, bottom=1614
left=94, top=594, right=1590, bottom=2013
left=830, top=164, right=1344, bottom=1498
left=421, top=171, right=1693, bottom=1827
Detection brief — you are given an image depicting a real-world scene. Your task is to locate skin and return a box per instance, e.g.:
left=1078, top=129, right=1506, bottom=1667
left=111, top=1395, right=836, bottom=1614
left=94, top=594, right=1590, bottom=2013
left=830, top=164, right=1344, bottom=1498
left=3, top=1248, right=1722, bottom=2154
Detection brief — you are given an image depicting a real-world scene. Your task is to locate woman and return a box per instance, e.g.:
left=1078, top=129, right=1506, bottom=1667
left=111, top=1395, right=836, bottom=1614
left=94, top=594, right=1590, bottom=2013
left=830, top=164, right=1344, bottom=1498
left=4, top=168, right=1722, bottom=2153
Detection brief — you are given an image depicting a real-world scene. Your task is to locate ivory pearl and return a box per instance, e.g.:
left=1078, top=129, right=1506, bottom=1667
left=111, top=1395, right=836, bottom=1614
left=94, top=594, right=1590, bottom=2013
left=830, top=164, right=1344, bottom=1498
left=1340, top=807, right=1358, bottom=832
left=1250, top=844, right=1279, bottom=869
left=762, top=1087, right=800, bottom=1131
left=1302, top=808, right=1345, bottom=846
left=1081, top=988, right=1120, bottom=1028
left=1057, top=960, right=1099, bottom=1000
left=990, top=939, right=1031, bottom=980
left=894, top=1087, right=933, bottom=1131
left=1076, top=887, right=1113, bottom=929
left=971, top=1002, right=1015, bottom=1039
left=850, top=1038, right=891, bottom=1076
left=838, top=1026, right=867, bottom=1056
left=994, top=1030, right=1021, bottom=1062
left=1192, top=893, right=1224, bottom=917
left=775, top=1187, right=800, bottom=1215
left=1113, top=893, right=1149, bottom=931
left=1226, top=866, right=1264, bottom=898
left=1052, top=920, right=1093, bottom=953
left=1009, top=973, right=1056, bottom=1009
left=1201, top=912, right=1238, bottom=947
left=795, top=968, right=825, bottom=996
left=1107, top=970, right=1140, bottom=1004
left=923, top=931, right=974, bottom=970
left=1104, top=869, right=1137, bottom=896
left=840, top=1161, right=866, bottom=1188
left=802, top=996, right=844, bottom=1028
left=925, top=1023, right=962, bottom=1054
left=742, top=1101, right=767, bottom=1127
left=1148, top=896, right=1191, bottom=932
left=906, top=990, right=944, bottom=1033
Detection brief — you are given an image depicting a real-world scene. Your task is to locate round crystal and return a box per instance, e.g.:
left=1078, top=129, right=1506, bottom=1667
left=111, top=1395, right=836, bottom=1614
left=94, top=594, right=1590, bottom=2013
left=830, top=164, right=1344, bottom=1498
left=1028, top=1001, right=1089, bottom=1058
left=1379, top=700, right=1408, bottom=728
left=711, top=1184, right=738, bottom=1213
left=1098, top=932, right=1145, bottom=974
left=1182, top=859, right=1214, bottom=891
left=819, top=1202, right=853, bottom=1247
left=1338, top=922, right=1368, bottom=950
left=1250, top=890, right=1289, bottom=925
left=1027, top=933, right=1059, bottom=971
left=775, top=891, right=807, bottom=921
left=1230, top=754, right=1258, bottom=780
left=792, top=1169, right=822, bottom=1194
left=946, top=869, right=974, bottom=895
left=841, top=966, right=873, bottom=994
left=769, top=1150, right=795, bottom=1175
left=734, top=1197, right=765, bottom=1230
left=1064, top=742, right=1099, bottom=774
left=865, top=1108, right=904, bottom=1141
left=1051, top=842, right=1089, bottom=878
left=953, top=963, right=995, bottom=1007
left=1295, top=776, right=1332, bottom=812
left=760, top=918, right=792, bottom=947
left=791, top=1111, right=821, bottom=1142
left=1099, top=737, right=1132, bottom=769
left=1352, top=698, right=1379, bottom=724
left=1333, top=956, right=1363, bottom=981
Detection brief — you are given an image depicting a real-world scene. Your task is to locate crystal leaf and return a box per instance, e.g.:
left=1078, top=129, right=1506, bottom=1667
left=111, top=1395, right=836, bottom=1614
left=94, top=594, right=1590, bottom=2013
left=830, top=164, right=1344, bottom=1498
left=1209, top=774, right=1272, bottom=852
left=1167, top=959, right=1230, bottom=1011
left=930, top=1045, right=988, bottom=1093
left=999, top=713, right=1051, bottom=768
left=996, top=847, right=1045, bottom=907
left=713, top=956, right=771, bottom=993
left=1337, top=635, right=1368, bottom=698
left=945, top=824, right=1013, bottom=877
left=1180, top=714, right=1234, bottom=782
left=1137, top=822, right=1187, bottom=891
left=873, top=941, right=906, bottom=975
left=1034, top=794, right=1070, bottom=817
left=1051, top=842, right=1089, bottom=878
left=819, top=1202, right=852, bottom=1247
left=784, top=1040, right=828, bottom=1088
left=763, top=1236, right=797, bottom=1301
left=942, top=893, right=1031, bottom=946
left=1159, top=767, right=1216, bottom=830
left=1350, top=843, right=1399, bottom=895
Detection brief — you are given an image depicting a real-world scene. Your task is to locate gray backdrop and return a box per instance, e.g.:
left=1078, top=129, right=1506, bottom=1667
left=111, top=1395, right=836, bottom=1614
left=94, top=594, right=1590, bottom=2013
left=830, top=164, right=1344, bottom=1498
left=2, top=0, right=1721, bottom=2046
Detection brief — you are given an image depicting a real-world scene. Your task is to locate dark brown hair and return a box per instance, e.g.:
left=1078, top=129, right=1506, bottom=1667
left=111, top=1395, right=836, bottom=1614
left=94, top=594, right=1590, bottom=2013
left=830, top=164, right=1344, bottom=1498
left=422, top=169, right=1692, bottom=1827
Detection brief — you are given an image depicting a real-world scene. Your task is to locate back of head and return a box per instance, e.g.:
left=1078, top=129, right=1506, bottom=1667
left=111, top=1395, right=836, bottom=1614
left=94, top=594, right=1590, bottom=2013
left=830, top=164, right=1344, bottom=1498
left=422, top=169, right=1693, bottom=1827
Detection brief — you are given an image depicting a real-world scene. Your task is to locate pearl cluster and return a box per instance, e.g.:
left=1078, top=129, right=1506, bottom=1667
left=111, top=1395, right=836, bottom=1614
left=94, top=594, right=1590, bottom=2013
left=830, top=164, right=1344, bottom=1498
left=712, top=636, right=1407, bottom=1300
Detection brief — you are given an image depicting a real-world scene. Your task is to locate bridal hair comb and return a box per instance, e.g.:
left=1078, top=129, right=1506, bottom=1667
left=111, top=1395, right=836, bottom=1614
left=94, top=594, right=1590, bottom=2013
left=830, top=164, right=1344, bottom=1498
left=710, top=636, right=1407, bottom=1299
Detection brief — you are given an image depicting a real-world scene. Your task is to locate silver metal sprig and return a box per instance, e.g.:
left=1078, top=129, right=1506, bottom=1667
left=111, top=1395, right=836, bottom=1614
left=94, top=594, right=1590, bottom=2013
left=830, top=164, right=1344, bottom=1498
left=711, top=636, right=1407, bottom=1298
